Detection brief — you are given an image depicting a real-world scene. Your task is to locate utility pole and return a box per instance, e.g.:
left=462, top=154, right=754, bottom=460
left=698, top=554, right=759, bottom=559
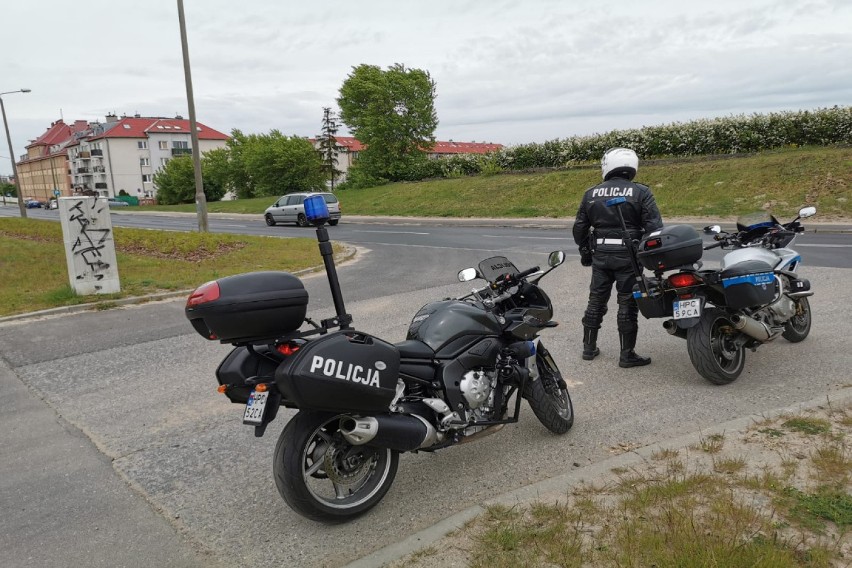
left=177, top=0, right=208, bottom=232
left=0, top=88, right=31, bottom=218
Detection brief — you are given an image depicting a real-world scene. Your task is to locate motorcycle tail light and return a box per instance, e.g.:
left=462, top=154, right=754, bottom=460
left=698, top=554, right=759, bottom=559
left=255, top=383, right=269, bottom=392
left=186, top=280, right=220, bottom=307
left=276, top=342, right=301, bottom=356
left=644, top=237, right=662, bottom=250
left=669, top=272, right=700, bottom=288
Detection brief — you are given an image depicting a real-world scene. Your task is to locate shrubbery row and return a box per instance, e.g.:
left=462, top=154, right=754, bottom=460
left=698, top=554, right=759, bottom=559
left=364, top=106, right=852, bottom=184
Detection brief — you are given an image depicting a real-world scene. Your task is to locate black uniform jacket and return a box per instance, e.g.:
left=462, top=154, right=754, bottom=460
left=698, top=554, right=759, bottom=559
left=572, top=177, right=663, bottom=254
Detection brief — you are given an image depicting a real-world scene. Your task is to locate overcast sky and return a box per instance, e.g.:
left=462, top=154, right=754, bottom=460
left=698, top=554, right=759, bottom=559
left=1, top=0, right=850, bottom=175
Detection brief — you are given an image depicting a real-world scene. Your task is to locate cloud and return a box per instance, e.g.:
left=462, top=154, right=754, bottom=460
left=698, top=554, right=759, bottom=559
left=2, top=0, right=851, bottom=172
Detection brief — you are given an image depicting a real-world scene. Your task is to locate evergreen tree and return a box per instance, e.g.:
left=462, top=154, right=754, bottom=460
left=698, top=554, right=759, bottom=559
left=316, top=107, right=342, bottom=190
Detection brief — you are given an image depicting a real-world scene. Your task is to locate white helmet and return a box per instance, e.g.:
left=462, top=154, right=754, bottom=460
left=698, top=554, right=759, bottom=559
left=601, top=148, right=639, bottom=181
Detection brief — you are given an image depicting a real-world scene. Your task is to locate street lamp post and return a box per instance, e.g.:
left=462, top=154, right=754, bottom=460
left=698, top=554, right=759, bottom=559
left=0, top=88, right=31, bottom=218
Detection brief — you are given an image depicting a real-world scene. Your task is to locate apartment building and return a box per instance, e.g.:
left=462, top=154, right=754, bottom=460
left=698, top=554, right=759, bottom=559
left=15, top=119, right=90, bottom=201
left=17, top=114, right=229, bottom=201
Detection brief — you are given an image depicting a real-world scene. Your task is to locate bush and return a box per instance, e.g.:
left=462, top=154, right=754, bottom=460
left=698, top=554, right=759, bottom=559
left=415, top=106, right=852, bottom=182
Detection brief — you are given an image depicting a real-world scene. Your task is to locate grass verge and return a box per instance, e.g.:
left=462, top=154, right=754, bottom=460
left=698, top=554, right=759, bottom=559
left=391, top=399, right=852, bottom=568
left=0, top=218, right=335, bottom=318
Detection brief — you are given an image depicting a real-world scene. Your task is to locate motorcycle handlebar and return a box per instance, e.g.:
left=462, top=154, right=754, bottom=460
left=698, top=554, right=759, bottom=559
left=704, top=241, right=724, bottom=250
left=494, top=266, right=540, bottom=288
left=517, top=266, right=540, bottom=280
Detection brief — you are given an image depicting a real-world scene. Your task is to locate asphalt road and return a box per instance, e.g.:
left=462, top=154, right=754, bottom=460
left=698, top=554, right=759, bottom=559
left=1, top=207, right=852, bottom=566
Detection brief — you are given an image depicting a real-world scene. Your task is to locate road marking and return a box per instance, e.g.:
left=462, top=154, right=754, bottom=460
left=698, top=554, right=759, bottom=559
left=353, top=230, right=430, bottom=235
left=481, top=235, right=572, bottom=240
left=796, top=244, right=852, bottom=248
left=342, top=240, right=578, bottom=254
left=217, top=224, right=250, bottom=228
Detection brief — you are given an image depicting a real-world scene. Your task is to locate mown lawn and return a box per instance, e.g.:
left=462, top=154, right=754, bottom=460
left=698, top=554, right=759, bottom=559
left=0, top=218, right=332, bottom=317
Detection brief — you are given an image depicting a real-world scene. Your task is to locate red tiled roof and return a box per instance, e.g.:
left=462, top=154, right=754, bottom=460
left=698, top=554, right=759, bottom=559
left=27, top=120, right=73, bottom=148
left=316, top=136, right=501, bottom=154
left=332, top=136, right=365, bottom=152
left=89, top=117, right=229, bottom=141
left=431, top=141, right=503, bottom=155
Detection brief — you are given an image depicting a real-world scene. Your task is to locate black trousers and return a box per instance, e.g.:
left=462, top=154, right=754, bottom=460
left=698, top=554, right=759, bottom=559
left=581, top=252, right=639, bottom=334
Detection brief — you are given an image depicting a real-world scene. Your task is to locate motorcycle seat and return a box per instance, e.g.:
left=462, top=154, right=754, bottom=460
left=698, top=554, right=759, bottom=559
left=394, top=339, right=435, bottom=360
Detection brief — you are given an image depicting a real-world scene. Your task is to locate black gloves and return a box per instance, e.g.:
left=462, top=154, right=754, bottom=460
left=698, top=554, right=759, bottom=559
left=580, top=247, right=593, bottom=267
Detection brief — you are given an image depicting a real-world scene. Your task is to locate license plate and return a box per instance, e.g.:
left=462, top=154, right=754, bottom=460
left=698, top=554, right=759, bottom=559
left=243, top=391, right=269, bottom=425
left=673, top=298, right=701, bottom=319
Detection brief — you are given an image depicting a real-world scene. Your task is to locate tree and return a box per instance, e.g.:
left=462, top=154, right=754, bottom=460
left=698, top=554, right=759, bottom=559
left=316, top=107, right=342, bottom=190
left=243, top=131, right=325, bottom=197
left=201, top=147, right=232, bottom=199
left=0, top=181, right=16, bottom=197
left=152, top=154, right=227, bottom=205
left=224, top=129, right=255, bottom=199
left=224, top=130, right=325, bottom=199
left=337, top=63, right=438, bottom=184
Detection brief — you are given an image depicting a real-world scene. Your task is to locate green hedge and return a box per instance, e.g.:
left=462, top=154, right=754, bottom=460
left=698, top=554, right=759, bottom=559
left=432, top=106, right=852, bottom=177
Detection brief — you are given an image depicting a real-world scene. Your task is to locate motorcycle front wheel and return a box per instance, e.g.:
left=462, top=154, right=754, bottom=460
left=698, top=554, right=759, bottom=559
left=782, top=296, right=811, bottom=343
left=686, top=307, right=746, bottom=385
left=525, top=346, right=574, bottom=434
left=273, top=411, right=399, bottom=523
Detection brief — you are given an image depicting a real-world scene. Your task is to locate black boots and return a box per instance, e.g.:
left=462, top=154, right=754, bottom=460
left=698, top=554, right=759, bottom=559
left=582, top=326, right=600, bottom=360
left=583, top=328, right=650, bottom=367
left=619, top=330, right=651, bottom=368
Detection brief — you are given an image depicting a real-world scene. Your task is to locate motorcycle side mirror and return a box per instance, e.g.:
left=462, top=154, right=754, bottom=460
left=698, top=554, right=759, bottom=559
left=547, top=250, right=565, bottom=268
left=703, top=225, right=722, bottom=234
left=458, top=268, right=479, bottom=282
left=798, top=206, right=816, bottom=219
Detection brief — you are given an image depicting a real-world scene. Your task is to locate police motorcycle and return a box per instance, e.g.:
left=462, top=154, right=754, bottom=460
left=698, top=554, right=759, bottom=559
left=606, top=196, right=815, bottom=385
left=184, top=196, right=573, bottom=522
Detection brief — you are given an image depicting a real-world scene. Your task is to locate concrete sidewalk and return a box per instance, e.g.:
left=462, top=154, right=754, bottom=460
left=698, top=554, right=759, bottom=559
left=0, top=357, right=221, bottom=568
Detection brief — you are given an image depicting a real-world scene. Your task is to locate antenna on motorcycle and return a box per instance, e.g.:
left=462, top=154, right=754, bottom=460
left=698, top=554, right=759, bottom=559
left=304, top=195, right=353, bottom=330
left=605, top=197, right=651, bottom=298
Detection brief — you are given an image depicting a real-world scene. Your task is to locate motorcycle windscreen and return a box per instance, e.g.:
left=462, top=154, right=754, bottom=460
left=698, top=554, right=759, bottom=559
left=736, top=211, right=780, bottom=231
left=275, top=331, right=400, bottom=413
left=477, top=256, right=518, bottom=281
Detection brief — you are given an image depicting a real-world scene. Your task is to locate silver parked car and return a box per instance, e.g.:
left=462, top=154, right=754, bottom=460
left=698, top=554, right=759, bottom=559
left=264, top=192, right=341, bottom=227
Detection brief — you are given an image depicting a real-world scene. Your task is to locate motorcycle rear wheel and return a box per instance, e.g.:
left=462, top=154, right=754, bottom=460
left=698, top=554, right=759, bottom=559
left=782, top=297, right=811, bottom=343
left=525, top=347, right=574, bottom=434
left=686, top=307, right=746, bottom=385
left=273, top=411, right=399, bottom=523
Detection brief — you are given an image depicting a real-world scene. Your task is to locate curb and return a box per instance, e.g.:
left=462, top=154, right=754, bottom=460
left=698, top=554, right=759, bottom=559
left=0, top=246, right=358, bottom=325
left=344, top=387, right=852, bottom=568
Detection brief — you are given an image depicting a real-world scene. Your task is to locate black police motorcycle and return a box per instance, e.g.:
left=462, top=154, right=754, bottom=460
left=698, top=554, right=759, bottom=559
left=184, top=196, right=573, bottom=522
left=607, top=196, right=815, bottom=384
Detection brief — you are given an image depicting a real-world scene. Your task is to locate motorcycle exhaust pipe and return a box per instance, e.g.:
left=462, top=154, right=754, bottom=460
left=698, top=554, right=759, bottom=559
left=340, top=414, right=438, bottom=452
left=662, top=319, right=688, bottom=339
left=730, top=314, right=771, bottom=341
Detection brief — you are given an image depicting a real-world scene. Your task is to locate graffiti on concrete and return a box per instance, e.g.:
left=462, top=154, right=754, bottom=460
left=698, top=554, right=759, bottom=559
left=59, top=197, right=120, bottom=295
left=68, top=200, right=112, bottom=281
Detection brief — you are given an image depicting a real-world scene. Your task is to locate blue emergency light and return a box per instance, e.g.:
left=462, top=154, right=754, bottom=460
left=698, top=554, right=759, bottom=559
left=304, top=195, right=329, bottom=224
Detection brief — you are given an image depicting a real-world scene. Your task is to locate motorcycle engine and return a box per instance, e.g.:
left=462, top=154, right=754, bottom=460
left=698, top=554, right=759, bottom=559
left=460, top=369, right=494, bottom=410
left=766, top=277, right=797, bottom=323
left=767, top=295, right=796, bottom=322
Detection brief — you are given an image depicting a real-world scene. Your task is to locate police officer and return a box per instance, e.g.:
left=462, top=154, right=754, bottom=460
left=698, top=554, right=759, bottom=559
left=573, top=148, right=662, bottom=368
